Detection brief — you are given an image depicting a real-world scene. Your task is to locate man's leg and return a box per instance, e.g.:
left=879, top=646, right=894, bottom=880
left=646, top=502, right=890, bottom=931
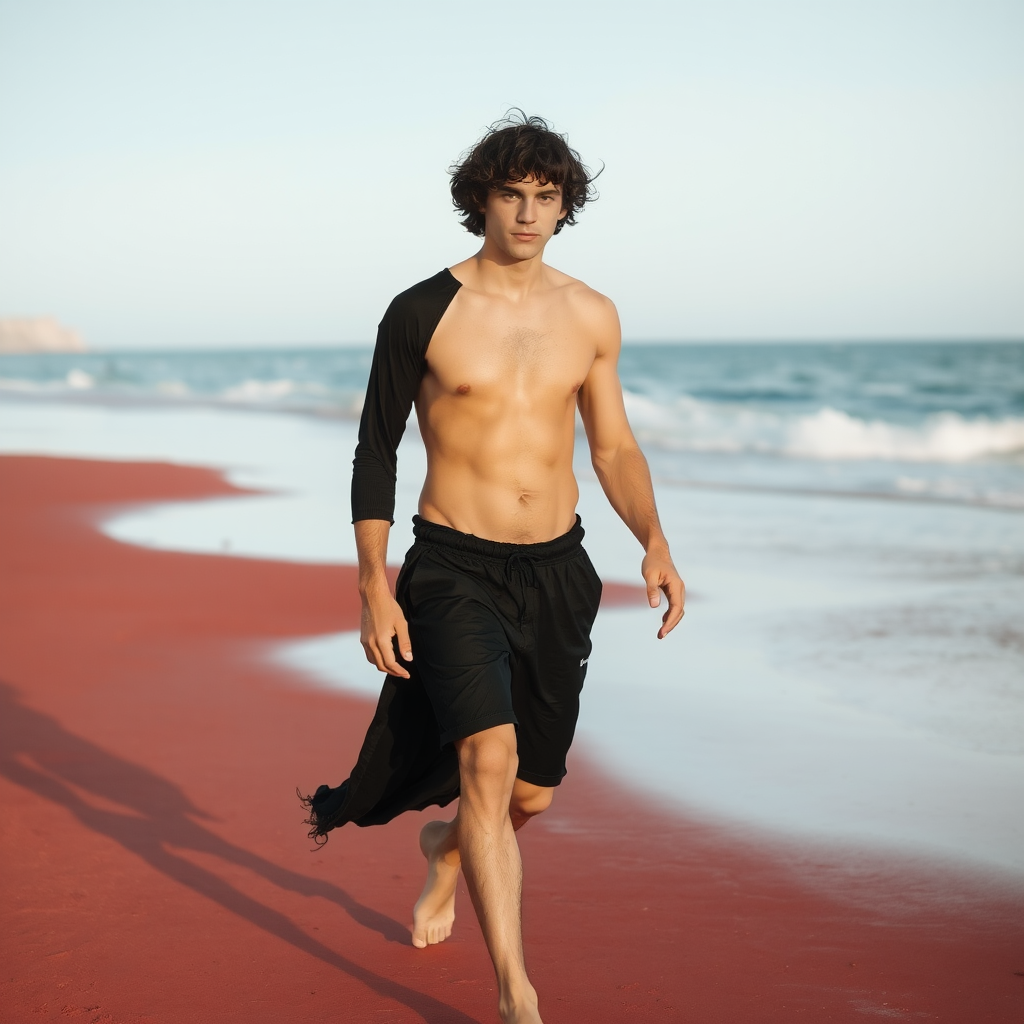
left=455, top=724, right=541, bottom=1024
left=412, top=728, right=553, bottom=1023
left=412, top=775, right=553, bottom=947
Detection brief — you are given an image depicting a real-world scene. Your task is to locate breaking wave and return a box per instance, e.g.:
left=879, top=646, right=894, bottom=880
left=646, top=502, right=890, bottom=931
left=0, top=371, right=365, bottom=416
left=623, top=391, right=1024, bottom=464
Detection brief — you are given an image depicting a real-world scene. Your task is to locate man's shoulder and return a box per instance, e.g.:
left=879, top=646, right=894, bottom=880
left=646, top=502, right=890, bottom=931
left=540, top=267, right=621, bottom=355
left=541, top=264, right=612, bottom=305
left=549, top=271, right=618, bottom=330
left=383, top=269, right=462, bottom=323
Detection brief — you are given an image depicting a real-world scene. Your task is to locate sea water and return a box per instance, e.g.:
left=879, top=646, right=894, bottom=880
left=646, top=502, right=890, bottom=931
left=2, top=341, right=1022, bottom=874
left=2, top=341, right=1022, bottom=506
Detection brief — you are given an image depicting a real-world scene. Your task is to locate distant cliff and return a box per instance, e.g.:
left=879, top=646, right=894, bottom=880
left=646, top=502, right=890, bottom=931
left=0, top=318, right=87, bottom=354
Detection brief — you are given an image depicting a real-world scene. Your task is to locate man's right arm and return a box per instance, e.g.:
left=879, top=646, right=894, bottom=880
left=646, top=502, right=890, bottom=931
left=350, top=271, right=462, bottom=678
left=355, top=519, right=413, bottom=679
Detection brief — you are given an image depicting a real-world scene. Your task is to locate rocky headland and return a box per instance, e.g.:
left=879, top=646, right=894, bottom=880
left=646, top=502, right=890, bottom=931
left=0, top=317, right=87, bottom=354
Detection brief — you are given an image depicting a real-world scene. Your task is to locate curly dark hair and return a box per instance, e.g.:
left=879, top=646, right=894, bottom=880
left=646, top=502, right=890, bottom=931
left=450, top=111, right=598, bottom=237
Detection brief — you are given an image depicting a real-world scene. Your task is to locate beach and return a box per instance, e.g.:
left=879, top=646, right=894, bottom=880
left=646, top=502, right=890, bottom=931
left=3, top=0, right=1022, bottom=1015
left=1, top=453, right=1022, bottom=1020
left=2, top=344, right=1023, bottom=1021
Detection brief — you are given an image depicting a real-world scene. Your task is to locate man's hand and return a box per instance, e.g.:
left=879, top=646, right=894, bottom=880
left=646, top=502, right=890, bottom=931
left=359, top=580, right=414, bottom=679
left=642, top=549, right=685, bottom=639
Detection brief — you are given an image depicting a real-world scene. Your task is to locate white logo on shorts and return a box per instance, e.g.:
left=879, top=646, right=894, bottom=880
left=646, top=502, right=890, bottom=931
left=580, top=657, right=589, bottom=667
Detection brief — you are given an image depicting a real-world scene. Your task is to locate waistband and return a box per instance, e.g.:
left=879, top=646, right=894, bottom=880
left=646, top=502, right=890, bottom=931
left=412, top=514, right=585, bottom=565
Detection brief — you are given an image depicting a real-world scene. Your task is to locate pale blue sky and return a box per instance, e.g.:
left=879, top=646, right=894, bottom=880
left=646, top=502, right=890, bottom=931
left=1, top=0, right=1021, bottom=348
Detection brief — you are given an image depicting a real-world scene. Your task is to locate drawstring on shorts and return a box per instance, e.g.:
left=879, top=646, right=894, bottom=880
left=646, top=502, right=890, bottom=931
left=504, top=552, right=539, bottom=635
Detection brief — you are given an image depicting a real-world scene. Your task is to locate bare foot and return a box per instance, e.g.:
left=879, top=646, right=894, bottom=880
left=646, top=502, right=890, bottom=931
left=499, top=984, right=543, bottom=1024
left=411, top=819, right=460, bottom=948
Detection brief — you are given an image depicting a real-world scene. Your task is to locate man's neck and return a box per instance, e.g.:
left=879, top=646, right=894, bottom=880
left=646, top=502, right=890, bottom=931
left=461, top=245, right=551, bottom=299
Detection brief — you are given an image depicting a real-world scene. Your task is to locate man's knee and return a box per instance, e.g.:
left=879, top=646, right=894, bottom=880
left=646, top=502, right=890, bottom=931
left=509, top=782, right=554, bottom=829
left=456, top=726, right=518, bottom=789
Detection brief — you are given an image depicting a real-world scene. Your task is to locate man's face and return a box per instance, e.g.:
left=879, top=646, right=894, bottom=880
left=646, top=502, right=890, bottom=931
left=481, top=176, right=567, bottom=261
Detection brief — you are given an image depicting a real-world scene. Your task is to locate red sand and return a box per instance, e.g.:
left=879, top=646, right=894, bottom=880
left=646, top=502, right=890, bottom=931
left=1, top=454, right=1022, bottom=1024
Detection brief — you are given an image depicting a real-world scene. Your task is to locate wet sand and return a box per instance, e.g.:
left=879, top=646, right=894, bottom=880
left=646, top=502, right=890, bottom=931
left=1, top=454, right=1021, bottom=1023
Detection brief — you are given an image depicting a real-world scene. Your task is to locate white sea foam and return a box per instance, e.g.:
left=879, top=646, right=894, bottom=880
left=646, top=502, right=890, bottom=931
left=0, top=371, right=346, bottom=408
left=622, top=389, right=1024, bottom=464
left=0, top=372, right=99, bottom=395
left=65, top=369, right=95, bottom=389
left=221, top=377, right=327, bottom=402
left=787, top=407, right=1024, bottom=462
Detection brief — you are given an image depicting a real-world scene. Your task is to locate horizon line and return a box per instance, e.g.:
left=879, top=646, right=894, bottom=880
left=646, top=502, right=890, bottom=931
left=18, top=335, right=1022, bottom=356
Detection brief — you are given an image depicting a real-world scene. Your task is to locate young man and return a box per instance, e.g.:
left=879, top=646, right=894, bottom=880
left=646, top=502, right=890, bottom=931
left=303, top=114, right=684, bottom=1024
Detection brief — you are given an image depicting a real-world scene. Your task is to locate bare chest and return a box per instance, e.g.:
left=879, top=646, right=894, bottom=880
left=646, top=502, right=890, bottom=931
left=425, top=293, right=594, bottom=399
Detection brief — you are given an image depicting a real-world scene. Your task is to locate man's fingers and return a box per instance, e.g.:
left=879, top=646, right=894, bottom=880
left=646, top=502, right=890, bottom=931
left=362, top=635, right=410, bottom=678
left=395, top=620, right=413, bottom=662
left=381, top=655, right=410, bottom=679
left=657, top=578, right=686, bottom=639
left=380, top=635, right=411, bottom=679
left=366, top=639, right=390, bottom=674
left=645, top=572, right=662, bottom=608
left=359, top=593, right=412, bottom=678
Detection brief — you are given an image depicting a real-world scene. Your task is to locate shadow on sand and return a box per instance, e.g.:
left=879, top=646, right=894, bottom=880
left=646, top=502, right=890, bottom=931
left=0, top=680, right=478, bottom=1024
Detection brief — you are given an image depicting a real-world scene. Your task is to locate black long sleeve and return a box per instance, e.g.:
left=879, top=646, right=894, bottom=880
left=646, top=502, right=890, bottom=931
left=351, top=269, right=462, bottom=523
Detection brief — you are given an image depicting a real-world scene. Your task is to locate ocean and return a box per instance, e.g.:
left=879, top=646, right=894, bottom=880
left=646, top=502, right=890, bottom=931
left=2, top=340, right=1022, bottom=875
left=3, top=340, right=1022, bottom=506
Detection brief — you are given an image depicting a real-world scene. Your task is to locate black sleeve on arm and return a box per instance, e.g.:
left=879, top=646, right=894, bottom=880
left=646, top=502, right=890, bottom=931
left=351, top=270, right=462, bottom=524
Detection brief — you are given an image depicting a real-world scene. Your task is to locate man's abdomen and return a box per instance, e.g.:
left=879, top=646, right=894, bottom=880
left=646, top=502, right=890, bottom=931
left=418, top=463, right=580, bottom=544
left=415, top=368, right=585, bottom=543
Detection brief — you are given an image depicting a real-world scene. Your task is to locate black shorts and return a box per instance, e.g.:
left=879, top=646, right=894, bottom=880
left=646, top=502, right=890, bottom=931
left=397, top=515, right=603, bottom=788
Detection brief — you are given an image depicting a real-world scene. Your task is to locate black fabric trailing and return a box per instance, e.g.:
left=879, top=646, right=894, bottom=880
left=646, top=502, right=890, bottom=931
left=297, top=672, right=461, bottom=841
left=351, top=269, right=462, bottom=523
left=297, top=785, right=333, bottom=845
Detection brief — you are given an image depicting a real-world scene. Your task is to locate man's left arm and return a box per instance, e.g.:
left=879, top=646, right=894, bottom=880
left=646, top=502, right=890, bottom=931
left=576, top=296, right=685, bottom=639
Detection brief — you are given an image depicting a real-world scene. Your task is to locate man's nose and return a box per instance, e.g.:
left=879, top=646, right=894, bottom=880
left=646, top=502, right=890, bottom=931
left=517, top=200, right=537, bottom=223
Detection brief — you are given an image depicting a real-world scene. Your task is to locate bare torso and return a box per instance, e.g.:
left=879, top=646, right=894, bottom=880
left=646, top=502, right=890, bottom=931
left=350, top=159, right=684, bottom=1024
left=415, top=260, right=603, bottom=544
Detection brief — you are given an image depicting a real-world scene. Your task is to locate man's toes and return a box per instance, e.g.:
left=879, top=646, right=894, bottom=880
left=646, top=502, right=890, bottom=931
left=424, top=922, right=450, bottom=945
